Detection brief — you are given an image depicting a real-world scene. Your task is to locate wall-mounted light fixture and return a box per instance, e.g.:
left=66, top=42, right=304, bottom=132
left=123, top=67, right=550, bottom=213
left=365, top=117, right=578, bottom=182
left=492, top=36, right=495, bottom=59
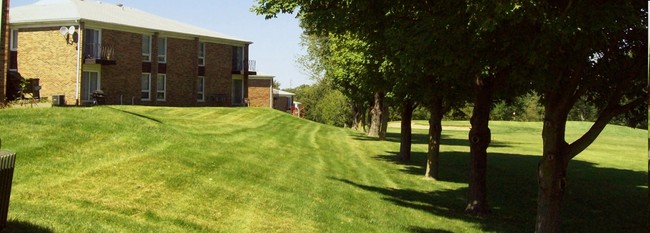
left=59, top=26, right=77, bottom=45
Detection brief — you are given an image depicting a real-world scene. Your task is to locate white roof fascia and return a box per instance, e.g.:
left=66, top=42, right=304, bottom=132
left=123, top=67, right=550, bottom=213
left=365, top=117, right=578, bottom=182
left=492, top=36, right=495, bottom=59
left=11, top=20, right=80, bottom=30
left=273, top=89, right=295, bottom=97
left=249, top=74, right=275, bottom=80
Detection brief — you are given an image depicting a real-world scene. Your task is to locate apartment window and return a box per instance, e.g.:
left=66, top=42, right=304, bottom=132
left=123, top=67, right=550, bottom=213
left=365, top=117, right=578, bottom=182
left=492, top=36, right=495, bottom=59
left=141, top=73, right=151, bottom=101
left=158, top=37, right=167, bottom=63
left=232, top=79, right=243, bottom=105
left=10, top=30, right=17, bottom=51
left=232, top=46, right=244, bottom=72
left=198, top=42, right=206, bottom=66
left=197, top=76, right=205, bottom=102
left=84, top=29, right=101, bottom=59
left=156, top=74, right=166, bottom=101
left=142, top=35, right=151, bottom=62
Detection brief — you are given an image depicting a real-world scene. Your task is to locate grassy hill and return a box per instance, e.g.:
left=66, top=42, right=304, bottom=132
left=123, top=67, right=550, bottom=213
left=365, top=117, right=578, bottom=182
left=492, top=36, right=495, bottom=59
left=0, top=106, right=646, bottom=232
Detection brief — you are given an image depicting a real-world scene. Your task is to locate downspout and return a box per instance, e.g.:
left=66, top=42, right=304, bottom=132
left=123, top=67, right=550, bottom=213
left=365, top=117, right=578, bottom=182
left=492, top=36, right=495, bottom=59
left=243, top=44, right=249, bottom=101
left=269, top=78, right=273, bottom=108
left=75, top=22, right=82, bottom=105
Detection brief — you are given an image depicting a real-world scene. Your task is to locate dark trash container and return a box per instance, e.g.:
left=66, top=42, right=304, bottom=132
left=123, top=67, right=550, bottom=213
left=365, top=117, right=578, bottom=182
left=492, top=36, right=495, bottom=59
left=0, top=150, right=16, bottom=230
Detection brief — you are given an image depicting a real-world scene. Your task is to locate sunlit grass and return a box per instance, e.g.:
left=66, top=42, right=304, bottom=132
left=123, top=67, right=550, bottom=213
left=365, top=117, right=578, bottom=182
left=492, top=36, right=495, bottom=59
left=0, top=107, right=645, bottom=232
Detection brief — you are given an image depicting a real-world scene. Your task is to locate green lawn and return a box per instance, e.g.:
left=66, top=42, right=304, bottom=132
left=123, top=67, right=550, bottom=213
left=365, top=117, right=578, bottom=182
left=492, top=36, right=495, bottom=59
left=0, top=106, right=646, bottom=232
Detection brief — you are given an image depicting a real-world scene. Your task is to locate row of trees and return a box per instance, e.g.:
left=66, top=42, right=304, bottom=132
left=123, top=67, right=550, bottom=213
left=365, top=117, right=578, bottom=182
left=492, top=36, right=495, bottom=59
left=254, top=1, right=647, bottom=232
left=287, top=82, right=648, bottom=129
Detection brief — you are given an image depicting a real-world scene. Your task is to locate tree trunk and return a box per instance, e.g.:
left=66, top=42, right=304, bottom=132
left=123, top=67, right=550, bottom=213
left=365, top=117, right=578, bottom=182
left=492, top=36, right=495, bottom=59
left=534, top=90, right=642, bottom=232
left=366, top=106, right=373, bottom=133
left=466, top=76, right=493, bottom=216
left=380, top=103, right=389, bottom=140
left=368, top=91, right=385, bottom=139
left=398, top=99, right=414, bottom=161
left=352, top=103, right=365, bottom=132
left=425, top=95, right=443, bottom=180
left=535, top=112, right=570, bottom=233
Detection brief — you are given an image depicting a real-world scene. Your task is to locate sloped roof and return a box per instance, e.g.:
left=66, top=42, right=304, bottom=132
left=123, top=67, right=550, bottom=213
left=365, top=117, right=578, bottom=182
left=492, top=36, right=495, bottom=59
left=273, top=89, right=295, bottom=97
left=10, top=0, right=251, bottom=44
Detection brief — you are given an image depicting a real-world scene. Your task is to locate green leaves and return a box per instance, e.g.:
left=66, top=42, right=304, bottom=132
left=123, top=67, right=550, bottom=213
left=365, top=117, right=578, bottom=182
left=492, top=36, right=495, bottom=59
left=251, top=0, right=300, bottom=19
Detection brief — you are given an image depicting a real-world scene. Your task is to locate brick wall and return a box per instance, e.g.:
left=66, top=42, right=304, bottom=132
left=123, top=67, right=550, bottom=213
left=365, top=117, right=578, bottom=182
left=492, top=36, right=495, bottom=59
left=203, top=43, right=233, bottom=106
left=274, top=96, right=291, bottom=112
left=248, top=78, right=271, bottom=108
left=100, top=29, right=142, bottom=105
left=18, top=27, right=77, bottom=105
left=162, top=37, right=198, bottom=106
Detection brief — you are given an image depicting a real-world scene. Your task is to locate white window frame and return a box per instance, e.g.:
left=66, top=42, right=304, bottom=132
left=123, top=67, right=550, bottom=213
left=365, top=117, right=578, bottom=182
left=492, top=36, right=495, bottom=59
left=232, top=46, right=244, bottom=72
left=156, top=74, right=166, bottom=101
left=84, top=28, right=101, bottom=59
left=197, top=76, right=205, bottom=102
left=141, top=73, right=151, bottom=101
left=81, top=71, right=101, bottom=103
left=232, top=78, right=244, bottom=105
left=158, top=37, right=167, bottom=64
left=142, top=35, right=152, bottom=62
left=198, top=42, right=206, bottom=66
left=10, top=30, right=18, bottom=51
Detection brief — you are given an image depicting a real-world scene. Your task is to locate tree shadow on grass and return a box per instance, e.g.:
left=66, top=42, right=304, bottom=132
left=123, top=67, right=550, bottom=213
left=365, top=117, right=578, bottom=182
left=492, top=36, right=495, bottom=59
left=106, top=106, right=163, bottom=123
left=338, top=151, right=648, bottom=232
left=373, top=151, right=469, bottom=183
left=406, top=227, right=454, bottom=233
left=2, top=220, right=53, bottom=233
left=351, top=132, right=512, bottom=148
left=351, top=132, right=434, bottom=145
left=349, top=132, right=440, bottom=145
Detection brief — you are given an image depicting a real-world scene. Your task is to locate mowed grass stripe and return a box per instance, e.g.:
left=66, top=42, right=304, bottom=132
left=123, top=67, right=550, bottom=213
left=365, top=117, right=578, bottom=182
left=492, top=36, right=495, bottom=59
left=109, top=107, right=339, bottom=232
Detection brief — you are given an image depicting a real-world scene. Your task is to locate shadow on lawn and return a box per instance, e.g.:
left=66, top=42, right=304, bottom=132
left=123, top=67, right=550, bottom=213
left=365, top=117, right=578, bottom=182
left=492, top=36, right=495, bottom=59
left=106, top=106, right=163, bottom=123
left=352, top=132, right=511, bottom=148
left=2, top=220, right=53, bottom=233
left=407, top=227, right=454, bottom=233
left=338, top=146, right=648, bottom=232
left=350, top=132, right=438, bottom=145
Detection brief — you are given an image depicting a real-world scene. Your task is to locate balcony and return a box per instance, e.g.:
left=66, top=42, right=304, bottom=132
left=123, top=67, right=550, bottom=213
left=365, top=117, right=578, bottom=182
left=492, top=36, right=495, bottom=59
left=232, top=60, right=257, bottom=75
left=83, top=43, right=116, bottom=65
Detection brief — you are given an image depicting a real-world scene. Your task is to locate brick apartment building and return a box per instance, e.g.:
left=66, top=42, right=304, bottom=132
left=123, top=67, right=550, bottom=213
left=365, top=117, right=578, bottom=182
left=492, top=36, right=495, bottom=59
left=6, top=0, right=273, bottom=107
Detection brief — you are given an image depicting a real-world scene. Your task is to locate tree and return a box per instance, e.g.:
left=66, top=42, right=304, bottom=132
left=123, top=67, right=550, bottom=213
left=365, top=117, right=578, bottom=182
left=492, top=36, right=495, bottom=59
left=378, top=0, right=474, bottom=167
left=524, top=1, right=647, bottom=232
left=284, top=81, right=352, bottom=127
left=280, top=2, right=392, bottom=138
left=462, top=1, right=537, bottom=215
left=272, top=80, right=281, bottom=89
left=397, top=97, right=416, bottom=161
left=298, top=33, right=384, bottom=133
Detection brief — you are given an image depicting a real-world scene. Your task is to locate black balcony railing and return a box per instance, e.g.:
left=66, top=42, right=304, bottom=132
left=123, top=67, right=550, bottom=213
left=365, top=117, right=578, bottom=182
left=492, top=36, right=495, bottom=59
left=83, top=43, right=116, bottom=65
left=248, top=60, right=256, bottom=72
left=232, top=60, right=256, bottom=74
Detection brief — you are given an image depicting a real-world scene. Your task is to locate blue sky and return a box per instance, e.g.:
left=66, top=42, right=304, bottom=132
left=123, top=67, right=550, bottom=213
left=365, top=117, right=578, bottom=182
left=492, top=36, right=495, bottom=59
left=10, top=0, right=312, bottom=89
